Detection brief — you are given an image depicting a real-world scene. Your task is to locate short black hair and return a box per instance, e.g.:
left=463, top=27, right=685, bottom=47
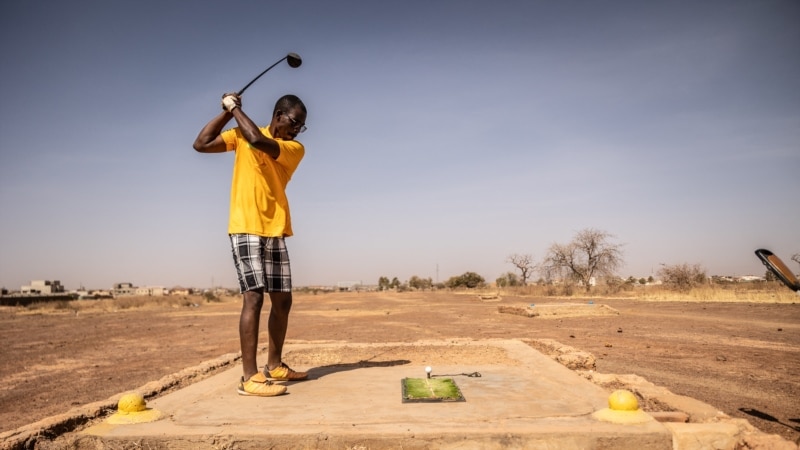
left=273, top=94, right=306, bottom=116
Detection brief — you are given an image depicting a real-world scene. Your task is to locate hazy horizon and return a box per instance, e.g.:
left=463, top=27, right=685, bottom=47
left=1, top=1, right=798, bottom=291
left=1, top=268, right=787, bottom=293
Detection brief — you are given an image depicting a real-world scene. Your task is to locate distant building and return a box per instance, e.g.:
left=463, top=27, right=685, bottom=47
left=337, top=281, right=362, bottom=291
left=148, top=286, right=165, bottom=296
left=170, top=286, right=191, bottom=296
left=113, top=282, right=135, bottom=297
left=112, top=283, right=164, bottom=297
left=575, top=277, right=597, bottom=287
left=137, top=286, right=164, bottom=296
left=21, top=280, right=65, bottom=294
left=736, top=275, right=765, bottom=282
left=76, top=289, right=112, bottom=299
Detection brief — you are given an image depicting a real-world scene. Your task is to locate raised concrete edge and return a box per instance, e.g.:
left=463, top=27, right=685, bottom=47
left=2, top=339, right=797, bottom=450
left=0, top=352, right=241, bottom=450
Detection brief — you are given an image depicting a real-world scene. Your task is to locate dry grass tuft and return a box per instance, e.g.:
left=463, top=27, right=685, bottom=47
left=496, top=282, right=798, bottom=303
left=16, top=295, right=238, bottom=315
left=635, top=284, right=798, bottom=303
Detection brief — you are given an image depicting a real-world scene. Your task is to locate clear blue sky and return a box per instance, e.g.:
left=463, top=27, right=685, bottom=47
left=1, top=1, right=798, bottom=291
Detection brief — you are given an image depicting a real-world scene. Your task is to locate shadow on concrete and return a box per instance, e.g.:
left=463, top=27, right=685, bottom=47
left=303, top=359, right=411, bottom=381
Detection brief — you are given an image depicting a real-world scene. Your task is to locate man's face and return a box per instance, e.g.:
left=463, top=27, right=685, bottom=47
left=274, top=106, right=307, bottom=141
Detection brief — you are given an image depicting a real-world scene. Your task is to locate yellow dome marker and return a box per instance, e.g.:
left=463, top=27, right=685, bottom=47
left=592, top=389, right=654, bottom=424
left=106, top=392, right=163, bottom=424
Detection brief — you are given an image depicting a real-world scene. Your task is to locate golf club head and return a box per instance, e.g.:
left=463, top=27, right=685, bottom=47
left=236, top=52, right=303, bottom=96
left=755, top=249, right=800, bottom=291
left=287, top=52, right=302, bottom=68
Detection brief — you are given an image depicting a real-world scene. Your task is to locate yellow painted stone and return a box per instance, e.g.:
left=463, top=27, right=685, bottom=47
left=608, top=389, right=639, bottom=411
left=592, top=389, right=653, bottom=424
left=106, top=392, right=163, bottom=424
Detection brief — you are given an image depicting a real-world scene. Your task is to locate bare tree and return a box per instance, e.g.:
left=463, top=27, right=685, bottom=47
left=506, top=253, right=536, bottom=286
left=543, top=228, right=624, bottom=292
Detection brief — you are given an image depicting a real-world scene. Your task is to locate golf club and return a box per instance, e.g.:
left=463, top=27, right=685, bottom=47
left=236, top=52, right=302, bottom=96
left=755, top=248, right=800, bottom=292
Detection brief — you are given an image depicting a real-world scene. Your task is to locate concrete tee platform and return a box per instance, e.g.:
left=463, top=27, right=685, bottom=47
left=79, top=339, right=672, bottom=449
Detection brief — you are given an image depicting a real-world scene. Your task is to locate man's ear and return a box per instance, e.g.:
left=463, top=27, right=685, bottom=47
left=270, top=110, right=282, bottom=125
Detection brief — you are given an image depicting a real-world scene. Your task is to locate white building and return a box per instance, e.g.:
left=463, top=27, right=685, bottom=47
left=113, top=282, right=164, bottom=297
left=21, top=280, right=65, bottom=294
left=136, top=286, right=165, bottom=296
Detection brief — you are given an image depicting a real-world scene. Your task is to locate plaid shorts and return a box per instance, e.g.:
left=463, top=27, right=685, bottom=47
left=229, top=234, right=292, bottom=293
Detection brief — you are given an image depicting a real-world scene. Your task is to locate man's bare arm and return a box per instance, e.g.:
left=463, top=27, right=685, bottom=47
left=229, top=108, right=281, bottom=159
left=193, top=111, right=232, bottom=153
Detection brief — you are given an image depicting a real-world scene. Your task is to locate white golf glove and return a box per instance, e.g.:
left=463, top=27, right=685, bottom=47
left=221, top=94, right=240, bottom=112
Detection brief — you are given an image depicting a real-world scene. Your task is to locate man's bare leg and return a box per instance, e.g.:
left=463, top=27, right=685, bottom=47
left=266, top=291, right=292, bottom=371
left=239, top=289, right=264, bottom=380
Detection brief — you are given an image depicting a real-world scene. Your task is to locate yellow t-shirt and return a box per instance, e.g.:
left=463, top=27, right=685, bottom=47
left=220, top=126, right=305, bottom=237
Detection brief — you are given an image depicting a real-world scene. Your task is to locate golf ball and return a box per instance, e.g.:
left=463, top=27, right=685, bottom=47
left=425, top=366, right=432, bottom=373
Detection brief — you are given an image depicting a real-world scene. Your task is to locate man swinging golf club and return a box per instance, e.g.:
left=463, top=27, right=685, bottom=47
left=193, top=91, right=309, bottom=397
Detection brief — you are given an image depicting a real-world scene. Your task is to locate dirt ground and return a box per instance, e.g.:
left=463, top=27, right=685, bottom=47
left=1, top=291, right=798, bottom=445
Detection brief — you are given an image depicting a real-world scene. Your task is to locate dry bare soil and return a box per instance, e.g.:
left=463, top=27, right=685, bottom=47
left=1, top=291, right=798, bottom=444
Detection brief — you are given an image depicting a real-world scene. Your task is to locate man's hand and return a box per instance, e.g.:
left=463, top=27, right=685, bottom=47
left=221, top=93, right=241, bottom=112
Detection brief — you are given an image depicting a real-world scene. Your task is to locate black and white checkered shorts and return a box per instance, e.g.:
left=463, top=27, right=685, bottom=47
left=229, top=234, right=292, bottom=293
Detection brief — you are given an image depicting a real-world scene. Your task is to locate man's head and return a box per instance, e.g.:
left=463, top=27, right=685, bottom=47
left=270, top=94, right=307, bottom=141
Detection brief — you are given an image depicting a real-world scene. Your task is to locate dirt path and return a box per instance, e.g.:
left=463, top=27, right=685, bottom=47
left=0, top=291, right=798, bottom=444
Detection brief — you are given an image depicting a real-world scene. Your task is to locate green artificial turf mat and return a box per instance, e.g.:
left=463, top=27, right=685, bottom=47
left=401, top=377, right=465, bottom=403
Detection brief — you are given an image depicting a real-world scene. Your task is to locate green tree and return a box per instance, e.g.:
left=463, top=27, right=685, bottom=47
left=446, top=272, right=485, bottom=289
left=496, top=272, right=521, bottom=287
left=378, top=276, right=391, bottom=291
left=408, top=275, right=433, bottom=290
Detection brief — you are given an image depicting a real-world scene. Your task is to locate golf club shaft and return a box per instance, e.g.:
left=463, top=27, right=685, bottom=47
left=236, top=56, right=288, bottom=96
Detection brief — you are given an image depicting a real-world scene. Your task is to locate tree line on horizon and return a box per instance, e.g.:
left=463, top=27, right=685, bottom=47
left=377, top=228, right=795, bottom=294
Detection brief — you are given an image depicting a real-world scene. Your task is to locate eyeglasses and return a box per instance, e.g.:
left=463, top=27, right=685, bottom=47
left=284, top=113, right=307, bottom=133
